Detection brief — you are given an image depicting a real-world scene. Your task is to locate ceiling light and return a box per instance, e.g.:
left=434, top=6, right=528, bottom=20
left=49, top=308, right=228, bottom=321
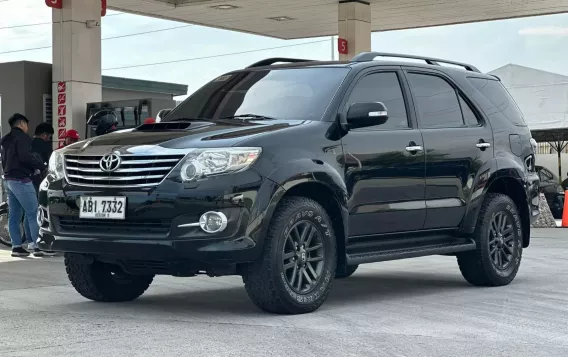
left=209, top=4, right=239, bottom=10
left=267, top=16, right=295, bottom=22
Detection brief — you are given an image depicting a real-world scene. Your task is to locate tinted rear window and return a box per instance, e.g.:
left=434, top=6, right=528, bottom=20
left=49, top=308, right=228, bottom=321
left=467, top=77, right=526, bottom=126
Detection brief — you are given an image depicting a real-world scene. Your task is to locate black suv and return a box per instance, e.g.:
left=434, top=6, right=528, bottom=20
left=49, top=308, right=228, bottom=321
left=39, top=53, right=540, bottom=314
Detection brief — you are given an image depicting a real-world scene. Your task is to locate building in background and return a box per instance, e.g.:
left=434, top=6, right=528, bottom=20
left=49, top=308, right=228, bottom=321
left=489, top=64, right=568, bottom=180
left=0, top=61, right=187, bottom=137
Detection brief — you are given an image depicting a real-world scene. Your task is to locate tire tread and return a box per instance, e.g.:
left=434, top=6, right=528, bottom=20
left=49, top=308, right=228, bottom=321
left=242, top=197, right=336, bottom=314
left=65, top=255, right=153, bottom=302
left=457, top=193, right=522, bottom=287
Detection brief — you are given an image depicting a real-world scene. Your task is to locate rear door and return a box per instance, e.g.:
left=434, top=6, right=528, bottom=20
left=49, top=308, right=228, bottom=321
left=404, top=69, right=494, bottom=229
left=340, top=68, right=426, bottom=237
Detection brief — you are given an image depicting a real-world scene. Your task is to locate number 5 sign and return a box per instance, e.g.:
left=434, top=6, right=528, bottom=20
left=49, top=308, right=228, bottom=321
left=338, top=38, right=348, bottom=55
left=45, top=0, right=62, bottom=9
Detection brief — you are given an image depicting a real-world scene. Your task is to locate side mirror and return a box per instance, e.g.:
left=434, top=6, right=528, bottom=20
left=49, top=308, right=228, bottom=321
left=346, top=102, right=388, bottom=130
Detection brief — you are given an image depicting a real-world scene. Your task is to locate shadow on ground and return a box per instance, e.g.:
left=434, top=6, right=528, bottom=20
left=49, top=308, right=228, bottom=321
left=54, top=270, right=476, bottom=315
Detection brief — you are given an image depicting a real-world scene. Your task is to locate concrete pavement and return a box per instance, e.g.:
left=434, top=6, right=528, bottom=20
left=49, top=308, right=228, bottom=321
left=1, top=228, right=567, bottom=356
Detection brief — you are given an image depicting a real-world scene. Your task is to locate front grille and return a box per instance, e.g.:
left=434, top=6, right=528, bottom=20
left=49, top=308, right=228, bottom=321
left=55, top=216, right=171, bottom=236
left=64, top=154, right=185, bottom=187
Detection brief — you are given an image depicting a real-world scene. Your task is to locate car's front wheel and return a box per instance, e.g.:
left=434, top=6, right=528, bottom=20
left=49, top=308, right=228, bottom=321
left=457, top=193, right=523, bottom=286
left=242, top=197, right=337, bottom=314
left=65, top=254, right=154, bottom=302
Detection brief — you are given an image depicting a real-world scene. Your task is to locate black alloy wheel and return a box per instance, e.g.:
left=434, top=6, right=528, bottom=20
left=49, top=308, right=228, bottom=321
left=242, top=196, right=337, bottom=314
left=457, top=193, right=523, bottom=287
left=282, top=221, right=325, bottom=294
left=488, top=212, right=516, bottom=270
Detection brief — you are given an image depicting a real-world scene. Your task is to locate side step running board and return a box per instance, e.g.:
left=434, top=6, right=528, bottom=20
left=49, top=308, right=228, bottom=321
left=346, top=240, right=476, bottom=265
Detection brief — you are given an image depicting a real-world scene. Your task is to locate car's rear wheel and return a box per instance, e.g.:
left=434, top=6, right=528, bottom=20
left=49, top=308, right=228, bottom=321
left=335, top=264, right=358, bottom=279
left=457, top=193, right=523, bottom=286
left=242, top=197, right=336, bottom=314
left=65, top=254, right=154, bottom=302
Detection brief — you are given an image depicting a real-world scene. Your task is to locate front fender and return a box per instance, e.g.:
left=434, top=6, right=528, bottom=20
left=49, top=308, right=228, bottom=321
left=251, top=159, right=349, bottom=252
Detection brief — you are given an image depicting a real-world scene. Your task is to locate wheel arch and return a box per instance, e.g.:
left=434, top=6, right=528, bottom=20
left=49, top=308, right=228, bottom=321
left=260, top=160, right=349, bottom=273
left=484, top=175, right=530, bottom=248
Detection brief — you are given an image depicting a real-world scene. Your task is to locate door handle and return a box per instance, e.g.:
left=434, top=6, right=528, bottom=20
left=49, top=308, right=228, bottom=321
left=405, top=145, right=423, bottom=152
left=476, top=142, right=491, bottom=149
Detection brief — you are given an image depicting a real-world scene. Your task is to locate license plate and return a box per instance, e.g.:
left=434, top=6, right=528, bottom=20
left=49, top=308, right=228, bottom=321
left=79, top=196, right=126, bottom=220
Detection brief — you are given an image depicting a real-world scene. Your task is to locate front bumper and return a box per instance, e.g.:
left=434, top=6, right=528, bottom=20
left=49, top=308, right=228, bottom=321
left=38, top=170, right=279, bottom=275
left=38, top=231, right=255, bottom=276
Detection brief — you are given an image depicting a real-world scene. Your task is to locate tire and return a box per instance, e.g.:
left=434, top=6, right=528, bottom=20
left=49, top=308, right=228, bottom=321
left=242, top=197, right=337, bottom=314
left=65, top=254, right=154, bottom=302
left=457, top=193, right=523, bottom=287
left=0, top=212, right=11, bottom=247
left=335, top=264, right=358, bottom=279
left=0, top=211, right=25, bottom=248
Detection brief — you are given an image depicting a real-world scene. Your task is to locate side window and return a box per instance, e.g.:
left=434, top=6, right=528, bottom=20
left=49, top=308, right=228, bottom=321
left=467, top=77, right=527, bottom=126
left=459, top=95, right=480, bottom=126
left=407, top=73, right=464, bottom=129
left=346, top=72, right=409, bottom=130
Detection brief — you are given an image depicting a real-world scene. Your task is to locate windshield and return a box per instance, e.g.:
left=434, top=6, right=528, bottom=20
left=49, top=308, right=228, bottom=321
left=166, top=67, right=349, bottom=121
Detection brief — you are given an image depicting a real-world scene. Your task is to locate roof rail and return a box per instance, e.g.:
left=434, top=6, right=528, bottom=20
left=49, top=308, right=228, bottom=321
left=246, top=57, right=315, bottom=68
left=350, top=52, right=481, bottom=73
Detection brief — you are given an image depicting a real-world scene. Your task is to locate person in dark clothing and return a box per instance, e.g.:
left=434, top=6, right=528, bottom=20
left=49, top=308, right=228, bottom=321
left=0, top=113, right=46, bottom=257
left=31, top=123, right=54, bottom=191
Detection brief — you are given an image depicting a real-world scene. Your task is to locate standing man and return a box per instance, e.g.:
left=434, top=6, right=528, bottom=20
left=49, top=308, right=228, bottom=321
left=31, top=123, right=54, bottom=191
left=0, top=114, right=45, bottom=257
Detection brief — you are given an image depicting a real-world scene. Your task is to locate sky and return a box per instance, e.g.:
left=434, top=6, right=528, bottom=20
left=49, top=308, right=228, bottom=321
left=1, top=0, right=568, bottom=99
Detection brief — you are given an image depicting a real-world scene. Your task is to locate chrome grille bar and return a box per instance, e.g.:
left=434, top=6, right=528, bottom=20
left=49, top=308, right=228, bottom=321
left=65, top=158, right=180, bottom=165
left=67, top=174, right=165, bottom=181
left=65, top=166, right=174, bottom=173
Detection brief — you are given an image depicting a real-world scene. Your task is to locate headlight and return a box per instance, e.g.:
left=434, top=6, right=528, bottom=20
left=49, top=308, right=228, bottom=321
left=557, top=186, right=565, bottom=194
left=48, top=150, right=65, bottom=180
left=174, top=147, right=261, bottom=182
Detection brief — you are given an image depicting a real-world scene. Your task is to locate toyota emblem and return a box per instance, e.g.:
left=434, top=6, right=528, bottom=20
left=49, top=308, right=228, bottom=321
left=100, top=153, right=121, bottom=172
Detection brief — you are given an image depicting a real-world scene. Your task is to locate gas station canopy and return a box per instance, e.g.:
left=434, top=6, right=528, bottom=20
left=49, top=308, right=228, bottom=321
left=110, top=0, right=568, bottom=39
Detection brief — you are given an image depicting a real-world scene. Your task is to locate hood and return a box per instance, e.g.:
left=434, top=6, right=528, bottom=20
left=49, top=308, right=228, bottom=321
left=66, top=119, right=304, bottom=153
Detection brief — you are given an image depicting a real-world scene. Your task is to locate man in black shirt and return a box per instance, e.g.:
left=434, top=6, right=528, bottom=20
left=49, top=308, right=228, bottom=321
left=0, top=114, right=46, bottom=257
left=31, top=123, right=54, bottom=191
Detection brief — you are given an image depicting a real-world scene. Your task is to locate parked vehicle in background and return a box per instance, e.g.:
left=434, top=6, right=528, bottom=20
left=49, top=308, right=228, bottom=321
left=38, top=53, right=540, bottom=314
left=536, top=165, right=565, bottom=219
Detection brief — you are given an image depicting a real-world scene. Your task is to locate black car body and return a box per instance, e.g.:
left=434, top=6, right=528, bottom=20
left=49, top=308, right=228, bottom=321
left=536, top=165, right=564, bottom=218
left=39, top=53, right=540, bottom=314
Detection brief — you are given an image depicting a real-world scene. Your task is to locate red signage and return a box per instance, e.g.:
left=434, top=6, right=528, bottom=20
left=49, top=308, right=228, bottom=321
left=58, top=105, right=66, bottom=116
left=58, top=93, right=66, bottom=104
left=45, top=0, right=62, bottom=9
left=101, top=0, right=107, bottom=16
left=58, top=129, right=66, bottom=139
left=338, top=38, right=348, bottom=55
left=57, top=82, right=66, bottom=93
left=58, top=141, right=65, bottom=149
left=58, top=117, right=66, bottom=128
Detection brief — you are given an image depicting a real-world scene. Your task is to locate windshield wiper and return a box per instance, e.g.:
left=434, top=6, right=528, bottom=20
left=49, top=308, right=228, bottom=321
left=221, top=114, right=276, bottom=120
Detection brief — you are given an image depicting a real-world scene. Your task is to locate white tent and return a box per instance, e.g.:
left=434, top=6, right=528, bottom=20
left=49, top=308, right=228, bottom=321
left=489, top=64, right=568, bottom=131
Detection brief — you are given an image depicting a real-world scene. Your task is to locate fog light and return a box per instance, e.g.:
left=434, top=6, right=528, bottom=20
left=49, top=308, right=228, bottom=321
left=199, top=211, right=227, bottom=234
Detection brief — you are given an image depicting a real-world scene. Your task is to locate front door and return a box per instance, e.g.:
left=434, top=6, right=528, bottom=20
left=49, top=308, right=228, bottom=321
left=341, top=69, right=426, bottom=237
left=404, top=70, right=494, bottom=229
